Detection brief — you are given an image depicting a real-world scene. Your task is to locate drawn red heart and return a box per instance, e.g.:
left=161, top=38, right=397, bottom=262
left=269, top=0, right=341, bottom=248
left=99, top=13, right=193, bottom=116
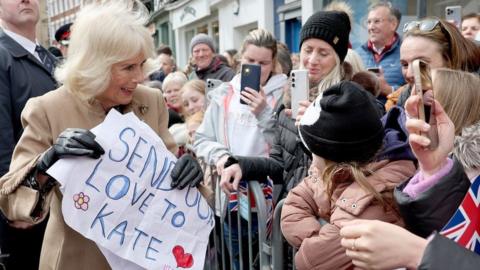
left=172, top=245, right=194, bottom=268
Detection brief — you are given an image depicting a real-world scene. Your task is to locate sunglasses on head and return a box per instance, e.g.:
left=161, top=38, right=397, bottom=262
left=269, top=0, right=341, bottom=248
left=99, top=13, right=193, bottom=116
left=403, top=19, right=440, bottom=33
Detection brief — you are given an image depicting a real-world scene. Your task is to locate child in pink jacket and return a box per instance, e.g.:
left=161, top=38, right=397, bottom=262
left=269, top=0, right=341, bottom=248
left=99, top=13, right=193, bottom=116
left=281, top=81, right=415, bottom=269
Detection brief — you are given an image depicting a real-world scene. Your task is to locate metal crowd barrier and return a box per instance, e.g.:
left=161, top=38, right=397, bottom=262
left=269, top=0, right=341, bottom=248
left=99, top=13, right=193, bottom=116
left=200, top=163, right=302, bottom=270
left=202, top=163, right=272, bottom=270
left=271, top=199, right=297, bottom=270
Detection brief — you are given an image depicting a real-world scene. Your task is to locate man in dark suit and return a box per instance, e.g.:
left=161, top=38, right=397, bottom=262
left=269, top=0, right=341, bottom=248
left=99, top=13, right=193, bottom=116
left=0, top=0, right=58, bottom=269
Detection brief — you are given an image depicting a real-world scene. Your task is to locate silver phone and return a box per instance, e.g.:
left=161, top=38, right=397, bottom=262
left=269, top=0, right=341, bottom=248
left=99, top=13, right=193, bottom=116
left=290, top=69, right=309, bottom=119
left=206, top=79, right=223, bottom=94
left=445, top=6, right=462, bottom=29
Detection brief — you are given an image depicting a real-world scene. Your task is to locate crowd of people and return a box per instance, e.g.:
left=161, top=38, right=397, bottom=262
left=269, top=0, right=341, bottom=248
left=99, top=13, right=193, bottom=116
left=0, top=0, right=479, bottom=269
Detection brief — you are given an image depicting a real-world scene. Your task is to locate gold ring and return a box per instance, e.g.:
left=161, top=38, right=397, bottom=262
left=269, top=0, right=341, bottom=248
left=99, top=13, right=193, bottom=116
left=352, top=239, right=356, bottom=251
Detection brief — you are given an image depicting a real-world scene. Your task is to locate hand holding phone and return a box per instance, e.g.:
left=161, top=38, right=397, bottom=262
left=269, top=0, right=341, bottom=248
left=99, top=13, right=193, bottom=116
left=290, top=69, right=309, bottom=119
left=240, top=64, right=261, bottom=105
left=412, top=59, right=438, bottom=149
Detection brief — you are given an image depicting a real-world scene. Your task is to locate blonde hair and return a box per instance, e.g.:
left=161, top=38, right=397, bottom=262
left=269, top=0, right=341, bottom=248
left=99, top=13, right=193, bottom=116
left=181, top=79, right=206, bottom=96
left=55, top=0, right=154, bottom=100
left=144, top=58, right=160, bottom=77
left=186, top=111, right=205, bottom=126
left=454, top=121, right=480, bottom=170
left=434, top=68, right=480, bottom=135
left=322, top=162, right=387, bottom=207
left=345, top=49, right=366, bottom=74
left=317, top=53, right=343, bottom=93
left=162, top=71, right=188, bottom=91
left=240, top=28, right=279, bottom=75
left=404, top=18, right=480, bottom=72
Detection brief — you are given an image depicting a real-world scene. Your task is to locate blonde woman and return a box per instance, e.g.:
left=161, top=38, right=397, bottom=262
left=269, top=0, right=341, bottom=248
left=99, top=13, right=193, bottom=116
left=220, top=10, right=353, bottom=208
left=181, top=79, right=206, bottom=116
left=0, top=1, right=202, bottom=269
left=162, top=71, right=188, bottom=115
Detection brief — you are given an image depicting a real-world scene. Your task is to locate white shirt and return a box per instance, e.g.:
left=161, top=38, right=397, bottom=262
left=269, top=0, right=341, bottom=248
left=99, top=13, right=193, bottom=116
left=3, top=28, right=42, bottom=62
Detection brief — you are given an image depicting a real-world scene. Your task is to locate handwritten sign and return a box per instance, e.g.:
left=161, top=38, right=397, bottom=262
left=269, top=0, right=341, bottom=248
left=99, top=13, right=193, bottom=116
left=48, top=110, right=214, bottom=270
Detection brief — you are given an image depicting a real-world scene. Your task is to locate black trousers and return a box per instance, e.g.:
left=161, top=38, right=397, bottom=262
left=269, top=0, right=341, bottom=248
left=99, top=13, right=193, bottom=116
left=0, top=213, right=48, bottom=270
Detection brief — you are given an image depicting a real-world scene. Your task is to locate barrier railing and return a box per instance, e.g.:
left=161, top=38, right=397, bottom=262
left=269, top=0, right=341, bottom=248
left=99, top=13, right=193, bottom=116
left=202, top=162, right=274, bottom=270
left=201, top=163, right=299, bottom=270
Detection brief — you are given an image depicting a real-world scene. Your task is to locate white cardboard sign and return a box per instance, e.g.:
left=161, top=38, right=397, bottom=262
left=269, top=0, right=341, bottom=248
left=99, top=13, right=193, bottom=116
left=48, top=110, right=214, bottom=270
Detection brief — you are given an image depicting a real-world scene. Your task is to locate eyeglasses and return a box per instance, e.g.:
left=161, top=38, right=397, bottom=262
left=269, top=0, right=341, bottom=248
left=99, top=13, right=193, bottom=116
left=403, top=19, right=440, bottom=33
left=364, top=18, right=388, bottom=26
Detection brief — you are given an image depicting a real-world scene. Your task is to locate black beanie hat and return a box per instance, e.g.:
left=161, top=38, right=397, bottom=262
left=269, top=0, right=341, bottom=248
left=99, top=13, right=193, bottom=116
left=300, top=11, right=351, bottom=62
left=299, top=81, right=384, bottom=163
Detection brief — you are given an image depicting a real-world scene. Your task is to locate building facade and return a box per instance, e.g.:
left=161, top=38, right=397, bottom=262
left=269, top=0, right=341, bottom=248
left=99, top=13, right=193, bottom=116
left=46, top=0, right=82, bottom=45
left=37, top=0, right=479, bottom=66
left=150, top=0, right=479, bottom=69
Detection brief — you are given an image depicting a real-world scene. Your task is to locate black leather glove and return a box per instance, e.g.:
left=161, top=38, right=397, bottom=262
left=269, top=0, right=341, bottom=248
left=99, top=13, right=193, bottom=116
left=36, top=128, right=105, bottom=173
left=170, top=154, right=203, bottom=189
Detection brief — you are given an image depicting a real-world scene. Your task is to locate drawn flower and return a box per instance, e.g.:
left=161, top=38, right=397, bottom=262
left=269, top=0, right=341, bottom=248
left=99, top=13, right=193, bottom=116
left=73, top=192, right=90, bottom=211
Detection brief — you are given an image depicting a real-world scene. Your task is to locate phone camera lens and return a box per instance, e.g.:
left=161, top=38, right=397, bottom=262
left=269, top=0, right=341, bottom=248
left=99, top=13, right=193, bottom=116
left=292, top=83, right=295, bottom=87
left=292, top=78, right=295, bottom=82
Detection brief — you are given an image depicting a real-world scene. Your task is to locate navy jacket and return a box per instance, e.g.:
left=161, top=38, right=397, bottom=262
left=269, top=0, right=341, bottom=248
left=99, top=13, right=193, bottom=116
left=0, top=29, right=57, bottom=176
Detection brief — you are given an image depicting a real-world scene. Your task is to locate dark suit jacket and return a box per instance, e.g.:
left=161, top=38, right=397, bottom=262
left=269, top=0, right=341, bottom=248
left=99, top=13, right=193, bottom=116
left=0, top=29, right=57, bottom=176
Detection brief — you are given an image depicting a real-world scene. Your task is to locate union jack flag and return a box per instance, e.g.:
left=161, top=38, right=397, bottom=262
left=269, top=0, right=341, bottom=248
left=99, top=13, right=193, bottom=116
left=440, top=175, right=480, bottom=254
left=228, top=179, right=274, bottom=237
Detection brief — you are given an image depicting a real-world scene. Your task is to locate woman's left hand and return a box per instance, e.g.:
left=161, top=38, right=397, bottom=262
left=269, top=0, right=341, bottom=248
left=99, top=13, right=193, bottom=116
left=170, top=154, right=204, bottom=189
left=240, top=87, right=267, bottom=116
left=405, top=95, right=454, bottom=178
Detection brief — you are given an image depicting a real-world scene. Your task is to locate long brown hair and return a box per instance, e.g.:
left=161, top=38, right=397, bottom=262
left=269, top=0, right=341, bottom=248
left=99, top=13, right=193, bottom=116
left=321, top=161, right=386, bottom=207
left=404, top=18, right=480, bottom=72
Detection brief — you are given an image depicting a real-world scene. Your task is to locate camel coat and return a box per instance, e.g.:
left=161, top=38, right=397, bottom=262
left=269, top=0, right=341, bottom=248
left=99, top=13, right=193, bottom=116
left=0, top=85, right=176, bottom=270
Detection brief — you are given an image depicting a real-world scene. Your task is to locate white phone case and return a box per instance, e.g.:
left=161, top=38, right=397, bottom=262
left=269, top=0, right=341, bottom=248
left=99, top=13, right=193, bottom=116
left=290, top=69, right=309, bottom=119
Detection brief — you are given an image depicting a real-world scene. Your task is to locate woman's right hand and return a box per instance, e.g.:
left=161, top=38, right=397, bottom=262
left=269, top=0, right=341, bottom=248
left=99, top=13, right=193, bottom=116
left=295, top=100, right=311, bottom=126
left=405, top=95, right=454, bottom=178
left=220, top=164, right=242, bottom=195
left=36, top=128, right=105, bottom=175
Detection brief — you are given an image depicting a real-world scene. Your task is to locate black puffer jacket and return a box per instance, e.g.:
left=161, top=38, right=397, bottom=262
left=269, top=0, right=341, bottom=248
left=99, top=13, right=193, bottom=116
left=394, top=159, right=470, bottom=238
left=236, top=104, right=311, bottom=198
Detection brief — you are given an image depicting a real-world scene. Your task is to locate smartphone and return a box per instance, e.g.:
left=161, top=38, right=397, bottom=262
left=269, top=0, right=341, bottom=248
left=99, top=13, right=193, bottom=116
left=367, top=67, right=381, bottom=75
left=240, top=64, right=261, bottom=104
left=412, top=59, right=438, bottom=149
left=290, top=69, right=309, bottom=119
left=206, top=79, right=222, bottom=94
left=445, top=5, right=462, bottom=29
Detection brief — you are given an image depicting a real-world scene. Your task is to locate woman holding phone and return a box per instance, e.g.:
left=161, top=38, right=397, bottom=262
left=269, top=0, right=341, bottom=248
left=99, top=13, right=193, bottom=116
left=219, top=10, right=353, bottom=200
left=193, top=28, right=287, bottom=268
left=340, top=68, right=480, bottom=270
left=385, top=17, right=480, bottom=110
